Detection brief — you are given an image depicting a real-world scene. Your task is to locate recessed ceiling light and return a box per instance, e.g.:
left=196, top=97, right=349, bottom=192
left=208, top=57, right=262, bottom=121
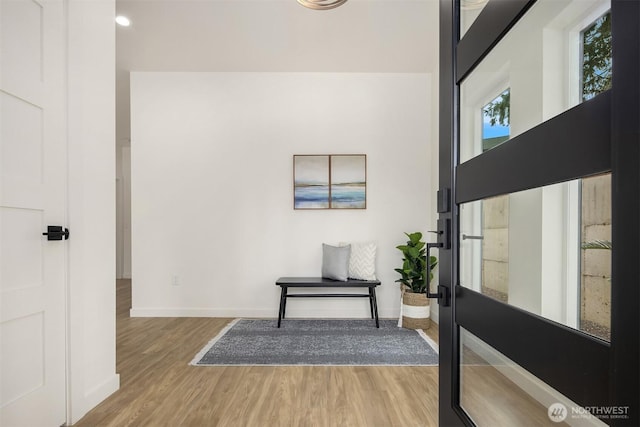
left=115, top=15, right=131, bottom=27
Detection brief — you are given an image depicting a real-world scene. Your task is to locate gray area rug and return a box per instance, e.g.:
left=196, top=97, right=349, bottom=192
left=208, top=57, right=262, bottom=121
left=191, top=319, right=439, bottom=366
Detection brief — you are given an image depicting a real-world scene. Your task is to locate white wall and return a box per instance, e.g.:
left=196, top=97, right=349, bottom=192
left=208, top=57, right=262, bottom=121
left=67, top=0, right=119, bottom=422
left=508, top=189, right=543, bottom=313
left=130, top=72, right=435, bottom=319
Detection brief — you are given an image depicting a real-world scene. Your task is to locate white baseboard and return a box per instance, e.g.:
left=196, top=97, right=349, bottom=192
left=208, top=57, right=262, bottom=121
left=69, top=374, right=120, bottom=425
left=84, top=373, right=120, bottom=410
left=430, top=306, right=439, bottom=324
left=130, top=308, right=273, bottom=317
left=130, top=306, right=400, bottom=318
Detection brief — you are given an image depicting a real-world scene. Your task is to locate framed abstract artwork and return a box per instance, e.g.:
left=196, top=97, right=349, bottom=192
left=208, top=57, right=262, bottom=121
left=293, top=154, right=367, bottom=209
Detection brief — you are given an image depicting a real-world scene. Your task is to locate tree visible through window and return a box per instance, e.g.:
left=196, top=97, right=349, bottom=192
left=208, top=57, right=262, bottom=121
left=580, top=11, right=612, bottom=342
left=581, top=12, right=612, bottom=101
left=481, top=88, right=510, bottom=152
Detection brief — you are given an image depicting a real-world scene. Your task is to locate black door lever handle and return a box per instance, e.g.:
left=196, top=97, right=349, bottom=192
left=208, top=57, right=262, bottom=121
left=43, top=226, right=69, bottom=241
left=425, top=241, right=451, bottom=306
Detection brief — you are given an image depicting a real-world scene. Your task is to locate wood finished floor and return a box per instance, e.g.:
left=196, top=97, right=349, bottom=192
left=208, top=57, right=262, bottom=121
left=73, top=280, right=439, bottom=426
left=73, top=280, right=552, bottom=427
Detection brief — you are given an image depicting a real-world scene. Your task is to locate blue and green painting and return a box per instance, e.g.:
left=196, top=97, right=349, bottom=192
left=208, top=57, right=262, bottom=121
left=330, top=155, right=366, bottom=209
left=294, top=155, right=366, bottom=209
left=294, top=155, right=330, bottom=208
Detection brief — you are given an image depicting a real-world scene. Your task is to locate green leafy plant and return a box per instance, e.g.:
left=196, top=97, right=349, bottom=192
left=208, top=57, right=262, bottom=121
left=582, top=12, right=611, bottom=101
left=394, top=232, right=438, bottom=293
left=483, top=89, right=510, bottom=127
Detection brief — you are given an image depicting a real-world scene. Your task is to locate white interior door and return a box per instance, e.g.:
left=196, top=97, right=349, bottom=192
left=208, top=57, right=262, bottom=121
left=1, top=0, right=67, bottom=425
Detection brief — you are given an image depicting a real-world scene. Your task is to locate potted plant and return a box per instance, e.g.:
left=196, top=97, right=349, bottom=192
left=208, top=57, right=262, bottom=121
left=395, top=232, right=438, bottom=330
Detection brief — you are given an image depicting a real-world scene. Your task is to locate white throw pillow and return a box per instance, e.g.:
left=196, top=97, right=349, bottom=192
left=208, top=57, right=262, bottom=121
left=339, top=241, right=377, bottom=280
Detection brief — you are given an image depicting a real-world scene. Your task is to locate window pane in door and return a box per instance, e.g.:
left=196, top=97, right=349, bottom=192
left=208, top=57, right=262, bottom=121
left=460, top=328, right=608, bottom=426
left=459, top=174, right=611, bottom=341
left=460, top=0, right=611, bottom=163
left=581, top=12, right=612, bottom=101
left=580, top=174, right=611, bottom=341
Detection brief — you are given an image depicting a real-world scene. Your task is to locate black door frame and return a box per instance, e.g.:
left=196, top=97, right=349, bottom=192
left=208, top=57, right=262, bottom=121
left=437, top=0, right=640, bottom=425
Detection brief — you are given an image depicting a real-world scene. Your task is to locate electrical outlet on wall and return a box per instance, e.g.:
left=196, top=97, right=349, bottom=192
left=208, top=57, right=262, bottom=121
left=172, top=275, right=180, bottom=286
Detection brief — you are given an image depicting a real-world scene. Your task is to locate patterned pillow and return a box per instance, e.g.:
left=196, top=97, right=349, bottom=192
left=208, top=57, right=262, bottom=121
left=340, top=242, right=377, bottom=280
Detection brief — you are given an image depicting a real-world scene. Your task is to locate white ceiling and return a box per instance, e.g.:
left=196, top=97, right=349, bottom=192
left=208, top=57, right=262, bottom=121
left=115, top=0, right=440, bottom=145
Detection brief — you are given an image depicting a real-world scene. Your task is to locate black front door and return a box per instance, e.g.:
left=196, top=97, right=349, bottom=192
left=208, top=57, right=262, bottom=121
left=437, top=0, right=639, bottom=425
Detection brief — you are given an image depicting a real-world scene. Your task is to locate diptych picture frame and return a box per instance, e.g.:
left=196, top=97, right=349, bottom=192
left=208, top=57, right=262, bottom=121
left=293, top=154, right=367, bottom=210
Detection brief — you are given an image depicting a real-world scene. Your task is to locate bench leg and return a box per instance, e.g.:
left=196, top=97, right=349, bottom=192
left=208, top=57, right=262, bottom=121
left=368, top=287, right=375, bottom=319
left=277, top=286, right=287, bottom=328
left=282, top=287, right=288, bottom=319
left=371, top=287, right=380, bottom=328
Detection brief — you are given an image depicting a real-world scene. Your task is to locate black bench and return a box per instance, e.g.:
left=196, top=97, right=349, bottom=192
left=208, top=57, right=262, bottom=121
left=275, top=277, right=381, bottom=328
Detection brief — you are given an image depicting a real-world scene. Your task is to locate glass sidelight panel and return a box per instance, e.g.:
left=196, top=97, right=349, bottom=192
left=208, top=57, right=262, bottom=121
left=460, top=174, right=611, bottom=341
left=460, top=328, right=609, bottom=426
left=460, top=0, right=611, bottom=163
left=460, top=195, right=510, bottom=303
left=580, top=174, right=611, bottom=341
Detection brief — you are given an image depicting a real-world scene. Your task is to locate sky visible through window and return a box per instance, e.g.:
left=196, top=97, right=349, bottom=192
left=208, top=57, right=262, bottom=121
left=482, top=89, right=510, bottom=151
left=482, top=118, right=510, bottom=139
